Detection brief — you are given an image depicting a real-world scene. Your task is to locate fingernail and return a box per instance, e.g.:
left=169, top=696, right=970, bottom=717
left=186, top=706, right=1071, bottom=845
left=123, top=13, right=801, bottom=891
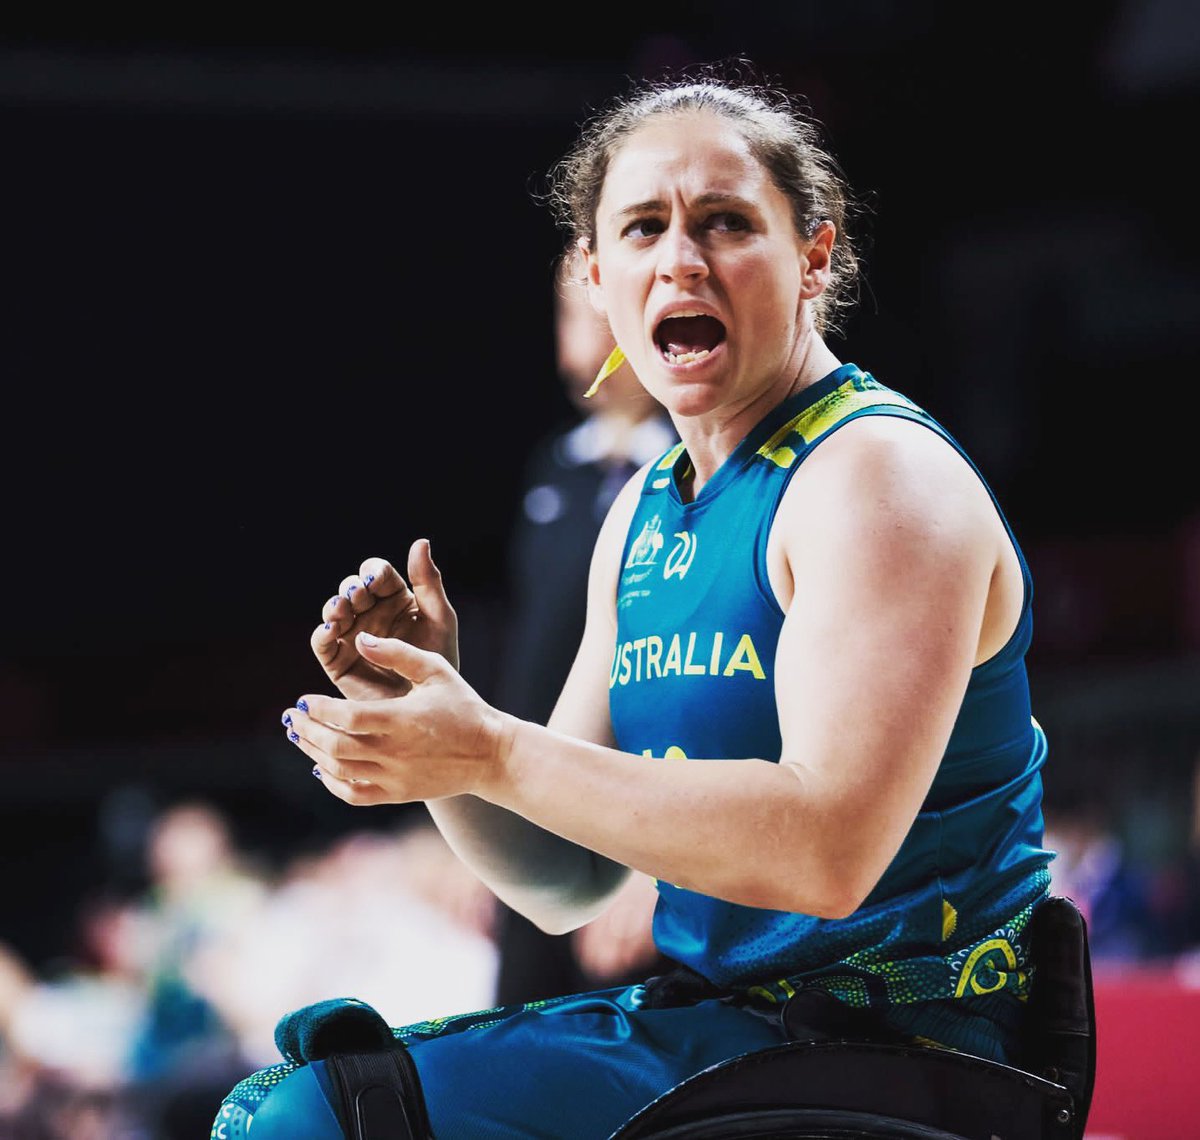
left=358, top=632, right=378, bottom=647
left=281, top=712, right=292, bottom=727
left=345, top=585, right=357, bottom=599
left=311, top=765, right=322, bottom=780
left=288, top=730, right=300, bottom=744
left=364, top=574, right=375, bottom=586
left=323, top=622, right=332, bottom=631
left=297, top=698, right=309, bottom=713
left=330, top=596, right=340, bottom=607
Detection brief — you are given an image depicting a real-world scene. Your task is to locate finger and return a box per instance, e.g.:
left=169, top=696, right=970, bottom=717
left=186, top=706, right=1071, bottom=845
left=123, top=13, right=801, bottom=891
left=291, top=693, right=403, bottom=735
left=359, top=557, right=409, bottom=601
left=338, top=574, right=374, bottom=615
left=288, top=693, right=359, bottom=731
left=354, top=631, right=445, bottom=685
left=307, top=700, right=420, bottom=734
left=283, top=708, right=381, bottom=780
left=407, top=539, right=456, bottom=627
left=312, top=766, right=389, bottom=808
left=572, top=927, right=616, bottom=977
left=615, top=906, right=652, bottom=940
left=310, top=622, right=359, bottom=677
left=321, top=593, right=354, bottom=630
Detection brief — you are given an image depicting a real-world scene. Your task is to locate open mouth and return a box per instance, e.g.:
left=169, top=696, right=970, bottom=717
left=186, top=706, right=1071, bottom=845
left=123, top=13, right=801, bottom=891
left=654, top=311, right=726, bottom=365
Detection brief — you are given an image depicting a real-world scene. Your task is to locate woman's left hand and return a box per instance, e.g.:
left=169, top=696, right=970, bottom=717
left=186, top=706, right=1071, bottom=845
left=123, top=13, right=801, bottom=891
left=283, top=632, right=513, bottom=806
left=571, top=870, right=660, bottom=982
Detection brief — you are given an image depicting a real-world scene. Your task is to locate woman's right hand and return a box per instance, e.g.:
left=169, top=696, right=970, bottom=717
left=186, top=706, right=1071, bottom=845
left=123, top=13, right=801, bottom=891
left=311, top=538, right=459, bottom=701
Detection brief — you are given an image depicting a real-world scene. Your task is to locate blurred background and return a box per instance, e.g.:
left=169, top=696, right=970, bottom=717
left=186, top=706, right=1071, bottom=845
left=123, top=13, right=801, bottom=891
left=2, top=2, right=1198, bottom=1135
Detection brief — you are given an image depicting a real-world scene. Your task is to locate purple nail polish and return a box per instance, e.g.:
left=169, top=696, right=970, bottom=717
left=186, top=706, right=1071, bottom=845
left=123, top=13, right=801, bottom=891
left=297, top=698, right=309, bottom=714
left=311, top=765, right=322, bottom=779
left=281, top=712, right=292, bottom=727
left=323, top=622, right=332, bottom=631
left=345, top=586, right=357, bottom=599
left=364, top=574, right=375, bottom=586
left=288, top=730, right=300, bottom=743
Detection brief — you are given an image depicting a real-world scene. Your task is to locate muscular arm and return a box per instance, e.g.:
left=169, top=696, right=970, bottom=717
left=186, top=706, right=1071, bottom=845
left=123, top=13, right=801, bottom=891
left=477, top=418, right=1002, bottom=915
left=294, top=419, right=1007, bottom=926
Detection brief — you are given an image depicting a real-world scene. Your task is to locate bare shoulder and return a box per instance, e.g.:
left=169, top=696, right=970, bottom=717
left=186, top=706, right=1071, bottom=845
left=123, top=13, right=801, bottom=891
left=767, top=412, right=1006, bottom=614
left=780, top=412, right=996, bottom=537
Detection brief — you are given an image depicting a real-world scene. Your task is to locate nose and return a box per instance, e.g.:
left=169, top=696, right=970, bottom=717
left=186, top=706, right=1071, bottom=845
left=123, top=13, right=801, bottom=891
left=656, top=221, right=708, bottom=284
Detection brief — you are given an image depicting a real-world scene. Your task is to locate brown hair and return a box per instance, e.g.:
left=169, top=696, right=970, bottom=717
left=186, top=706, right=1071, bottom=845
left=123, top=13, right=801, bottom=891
left=542, top=63, right=864, bottom=336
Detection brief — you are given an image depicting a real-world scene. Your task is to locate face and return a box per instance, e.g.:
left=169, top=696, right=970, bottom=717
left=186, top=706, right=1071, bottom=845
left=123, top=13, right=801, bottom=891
left=583, top=109, right=830, bottom=422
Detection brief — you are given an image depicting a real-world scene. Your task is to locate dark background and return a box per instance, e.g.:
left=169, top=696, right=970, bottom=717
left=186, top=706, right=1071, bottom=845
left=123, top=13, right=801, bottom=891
left=2, top=2, right=1198, bottom=970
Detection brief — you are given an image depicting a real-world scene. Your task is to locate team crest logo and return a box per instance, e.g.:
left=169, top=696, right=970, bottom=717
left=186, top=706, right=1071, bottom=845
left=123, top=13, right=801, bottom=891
left=664, top=531, right=698, bottom=580
left=625, top=515, right=665, bottom=569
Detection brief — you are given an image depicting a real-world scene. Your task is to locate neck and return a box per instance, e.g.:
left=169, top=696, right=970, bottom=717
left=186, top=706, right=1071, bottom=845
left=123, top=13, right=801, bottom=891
left=674, top=341, right=842, bottom=498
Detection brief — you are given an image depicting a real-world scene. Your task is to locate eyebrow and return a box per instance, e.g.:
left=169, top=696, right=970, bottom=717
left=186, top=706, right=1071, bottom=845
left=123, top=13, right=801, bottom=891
left=610, top=193, right=760, bottom=224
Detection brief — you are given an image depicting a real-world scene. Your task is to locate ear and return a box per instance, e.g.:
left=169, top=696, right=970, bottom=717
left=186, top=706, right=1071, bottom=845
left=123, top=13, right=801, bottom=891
left=799, top=221, right=836, bottom=300
left=578, top=237, right=607, bottom=316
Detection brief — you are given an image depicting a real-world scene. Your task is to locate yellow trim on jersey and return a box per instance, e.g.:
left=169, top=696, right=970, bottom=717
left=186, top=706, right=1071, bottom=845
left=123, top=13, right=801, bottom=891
left=656, top=442, right=687, bottom=470
left=756, top=380, right=922, bottom=469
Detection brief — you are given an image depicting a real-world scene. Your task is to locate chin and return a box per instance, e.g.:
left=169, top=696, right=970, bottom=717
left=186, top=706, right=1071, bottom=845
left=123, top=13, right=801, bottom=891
left=658, top=384, right=724, bottom=420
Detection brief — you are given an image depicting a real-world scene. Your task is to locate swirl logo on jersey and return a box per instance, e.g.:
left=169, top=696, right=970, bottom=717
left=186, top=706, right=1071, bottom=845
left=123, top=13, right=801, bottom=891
left=950, top=930, right=1028, bottom=998
left=663, top=530, right=698, bottom=581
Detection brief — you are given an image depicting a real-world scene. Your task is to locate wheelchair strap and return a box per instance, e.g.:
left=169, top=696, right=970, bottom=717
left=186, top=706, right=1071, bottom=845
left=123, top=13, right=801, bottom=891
left=325, top=1048, right=431, bottom=1140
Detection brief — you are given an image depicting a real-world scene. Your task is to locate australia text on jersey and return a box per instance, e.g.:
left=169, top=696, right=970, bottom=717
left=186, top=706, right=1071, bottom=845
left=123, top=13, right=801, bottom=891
left=609, top=630, right=766, bottom=688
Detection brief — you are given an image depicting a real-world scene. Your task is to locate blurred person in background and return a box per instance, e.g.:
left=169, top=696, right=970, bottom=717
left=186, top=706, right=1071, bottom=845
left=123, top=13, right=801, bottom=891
left=0, top=800, right=500, bottom=1137
left=492, top=250, right=676, bottom=1006
left=123, top=800, right=265, bottom=1087
left=1043, top=789, right=1160, bottom=963
left=0, top=891, right=146, bottom=1097
left=1151, top=751, right=1200, bottom=967
left=0, top=802, right=259, bottom=1137
left=191, top=816, right=500, bottom=1070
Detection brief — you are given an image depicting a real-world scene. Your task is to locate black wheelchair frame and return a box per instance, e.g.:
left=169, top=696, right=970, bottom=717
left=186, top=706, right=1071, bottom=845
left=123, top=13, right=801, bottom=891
left=610, top=895, right=1096, bottom=1140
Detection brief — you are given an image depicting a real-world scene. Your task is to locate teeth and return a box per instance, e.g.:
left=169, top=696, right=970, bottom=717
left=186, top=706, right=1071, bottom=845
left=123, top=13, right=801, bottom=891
left=664, top=349, right=711, bottom=365
left=664, top=309, right=707, bottom=319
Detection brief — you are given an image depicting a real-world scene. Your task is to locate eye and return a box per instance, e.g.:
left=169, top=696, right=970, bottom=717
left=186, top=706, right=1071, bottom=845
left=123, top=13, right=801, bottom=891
left=707, top=211, right=751, bottom=233
left=622, top=216, right=666, bottom=240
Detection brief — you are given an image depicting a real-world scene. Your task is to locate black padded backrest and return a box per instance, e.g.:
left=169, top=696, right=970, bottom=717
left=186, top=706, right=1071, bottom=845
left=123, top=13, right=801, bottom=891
left=1021, top=895, right=1097, bottom=1136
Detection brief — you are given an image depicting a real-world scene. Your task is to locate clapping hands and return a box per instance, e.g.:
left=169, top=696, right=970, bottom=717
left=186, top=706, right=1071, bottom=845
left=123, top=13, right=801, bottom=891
left=311, top=538, right=459, bottom=701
